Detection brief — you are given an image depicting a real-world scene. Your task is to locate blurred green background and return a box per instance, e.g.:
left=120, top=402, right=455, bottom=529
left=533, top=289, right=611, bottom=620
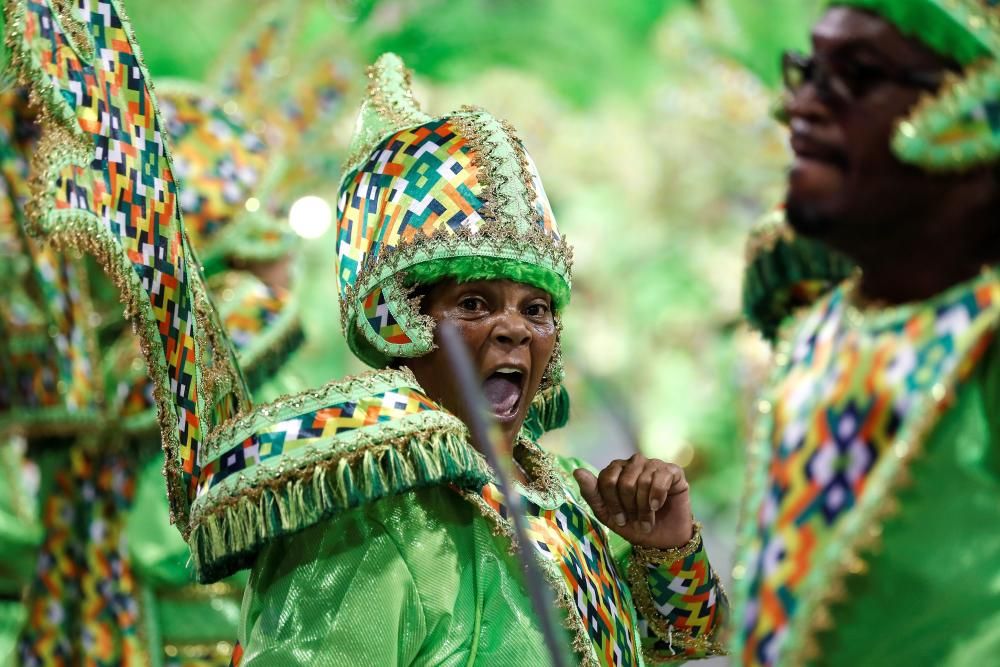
left=122, top=0, right=823, bottom=521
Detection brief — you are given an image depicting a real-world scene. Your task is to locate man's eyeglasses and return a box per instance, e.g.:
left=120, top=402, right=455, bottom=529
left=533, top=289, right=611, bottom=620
left=781, top=50, right=946, bottom=104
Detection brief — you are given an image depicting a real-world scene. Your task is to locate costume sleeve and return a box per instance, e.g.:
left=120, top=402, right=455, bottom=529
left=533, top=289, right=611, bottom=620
left=554, top=455, right=729, bottom=662
left=238, top=496, right=435, bottom=665
left=622, top=524, right=729, bottom=662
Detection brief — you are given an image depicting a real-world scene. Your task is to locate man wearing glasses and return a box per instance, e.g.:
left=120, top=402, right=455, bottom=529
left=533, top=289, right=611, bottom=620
left=729, top=2, right=1000, bottom=666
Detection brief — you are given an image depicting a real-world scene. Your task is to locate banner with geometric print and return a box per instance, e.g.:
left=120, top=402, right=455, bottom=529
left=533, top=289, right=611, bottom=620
left=3, top=0, right=251, bottom=530
left=4, top=2, right=490, bottom=582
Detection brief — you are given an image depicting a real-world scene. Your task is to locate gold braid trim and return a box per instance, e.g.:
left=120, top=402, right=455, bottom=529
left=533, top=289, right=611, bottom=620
left=631, top=521, right=703, bottom=566
left=155, top=581, right=242, bottom=602
left=162, top=640, right=234, bottom=661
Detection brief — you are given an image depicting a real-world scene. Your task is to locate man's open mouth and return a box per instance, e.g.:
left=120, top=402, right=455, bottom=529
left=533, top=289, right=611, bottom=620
left=482, top=367, right=525, bottom=420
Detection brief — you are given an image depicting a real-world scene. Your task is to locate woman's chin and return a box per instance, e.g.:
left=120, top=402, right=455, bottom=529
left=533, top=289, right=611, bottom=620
left=494, top=409, right=525, bottom=446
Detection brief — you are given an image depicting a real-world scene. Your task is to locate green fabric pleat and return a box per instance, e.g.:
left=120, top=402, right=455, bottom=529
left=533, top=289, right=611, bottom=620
left=0, top=602, right=24, bottom=667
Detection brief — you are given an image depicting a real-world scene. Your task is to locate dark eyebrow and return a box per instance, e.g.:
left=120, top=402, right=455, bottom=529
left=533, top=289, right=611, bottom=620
left=813, top=33, right=897, bottom=64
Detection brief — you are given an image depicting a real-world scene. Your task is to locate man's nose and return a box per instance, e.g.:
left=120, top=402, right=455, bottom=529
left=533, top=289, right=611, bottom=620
left=785, top=80, right=834, bottom=126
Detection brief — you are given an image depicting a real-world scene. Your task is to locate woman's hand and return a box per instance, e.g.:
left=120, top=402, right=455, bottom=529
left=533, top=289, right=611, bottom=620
left=574, top=454, right=694, bottom=550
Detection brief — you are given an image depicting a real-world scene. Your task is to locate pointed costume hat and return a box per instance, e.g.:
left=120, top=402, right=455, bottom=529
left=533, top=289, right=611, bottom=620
left=336, top=54, right=573, bottom=368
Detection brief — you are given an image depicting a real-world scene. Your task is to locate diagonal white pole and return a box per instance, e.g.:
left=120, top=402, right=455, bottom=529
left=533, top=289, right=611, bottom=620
left=438, top=322, right=570, bottom=667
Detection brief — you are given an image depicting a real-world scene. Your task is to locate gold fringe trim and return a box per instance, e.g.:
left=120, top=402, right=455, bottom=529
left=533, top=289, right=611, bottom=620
left=188, top=413, right=491, bottom=582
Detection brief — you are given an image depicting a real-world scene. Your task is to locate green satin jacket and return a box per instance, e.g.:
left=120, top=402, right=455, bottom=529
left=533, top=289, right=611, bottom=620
left=237, top=450, right=728, bottom=666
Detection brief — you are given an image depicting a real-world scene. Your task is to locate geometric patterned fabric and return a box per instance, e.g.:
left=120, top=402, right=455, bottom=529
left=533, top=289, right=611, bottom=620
left=643, top=539, right=724, bottom=644
left=159, top=87, right=272, bottom=263
left=0, top=91, right=101, bottom=426
left=161, top=88, right=268, bottom=251
left=195, top=386, right=439, bottom=496
left=337, top=118, right=487, bottom=296
left=478, top=472, right=727, bottom=666
left=218, top=277, right=290, bottom=352
left=362, top=282, right=413, bottom=346
left=480, top=482, right=641, bottom=667
left=338, top=114, right=563, bottom=295
left=741, top=271, right=1000, bottom=666
left=18, top=447, right=141, bottom=666
left=104, top=273, right=296, bottom=422
left=11, top=0, right=251, bottom=523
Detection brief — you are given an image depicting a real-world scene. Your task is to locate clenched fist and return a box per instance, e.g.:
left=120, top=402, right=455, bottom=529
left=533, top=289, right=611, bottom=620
left=574, top=454, right=694, bottom=550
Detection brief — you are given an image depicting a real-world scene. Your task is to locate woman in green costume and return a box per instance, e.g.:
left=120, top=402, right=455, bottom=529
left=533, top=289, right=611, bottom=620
left=10, top=2, right=726, bottom=662
left=222, top=53, right=729, bottom=665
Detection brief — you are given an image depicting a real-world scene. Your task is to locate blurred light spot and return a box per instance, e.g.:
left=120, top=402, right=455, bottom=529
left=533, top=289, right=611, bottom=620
left=674, top=442, right=695, bottom=468
left=289, top=195, right=333, bottom=239
left=223, top=100, right=239, bottom=116
left=244, top=197, right=261, bottom=212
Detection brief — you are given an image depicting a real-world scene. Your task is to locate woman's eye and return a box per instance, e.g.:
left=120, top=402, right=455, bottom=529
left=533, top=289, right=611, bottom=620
left=458, top=297, right=485, bottom=312
left=525, top=303, right=550, bottom=318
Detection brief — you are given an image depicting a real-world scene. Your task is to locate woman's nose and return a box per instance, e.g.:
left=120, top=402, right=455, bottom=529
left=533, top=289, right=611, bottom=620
left=492, top=311, right=531, bottom=347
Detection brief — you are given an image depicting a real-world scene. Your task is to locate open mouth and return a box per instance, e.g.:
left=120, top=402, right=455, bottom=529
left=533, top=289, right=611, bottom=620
left=482, top=367, right=525, bottom=421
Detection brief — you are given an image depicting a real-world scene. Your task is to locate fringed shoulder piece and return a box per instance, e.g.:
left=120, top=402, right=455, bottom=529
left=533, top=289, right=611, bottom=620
left=188, top=367, right=491, bottom=583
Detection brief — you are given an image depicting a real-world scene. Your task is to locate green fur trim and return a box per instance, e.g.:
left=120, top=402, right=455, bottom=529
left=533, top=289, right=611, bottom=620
left=743, top=227, right=854, bottom=342
left=403, top=256, right=571, bottom=311
left=188, top=423, right=491, bottom=582
left=522, top=384, right=571, bottom=441
left=828, top=0, right=994, bottom=65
